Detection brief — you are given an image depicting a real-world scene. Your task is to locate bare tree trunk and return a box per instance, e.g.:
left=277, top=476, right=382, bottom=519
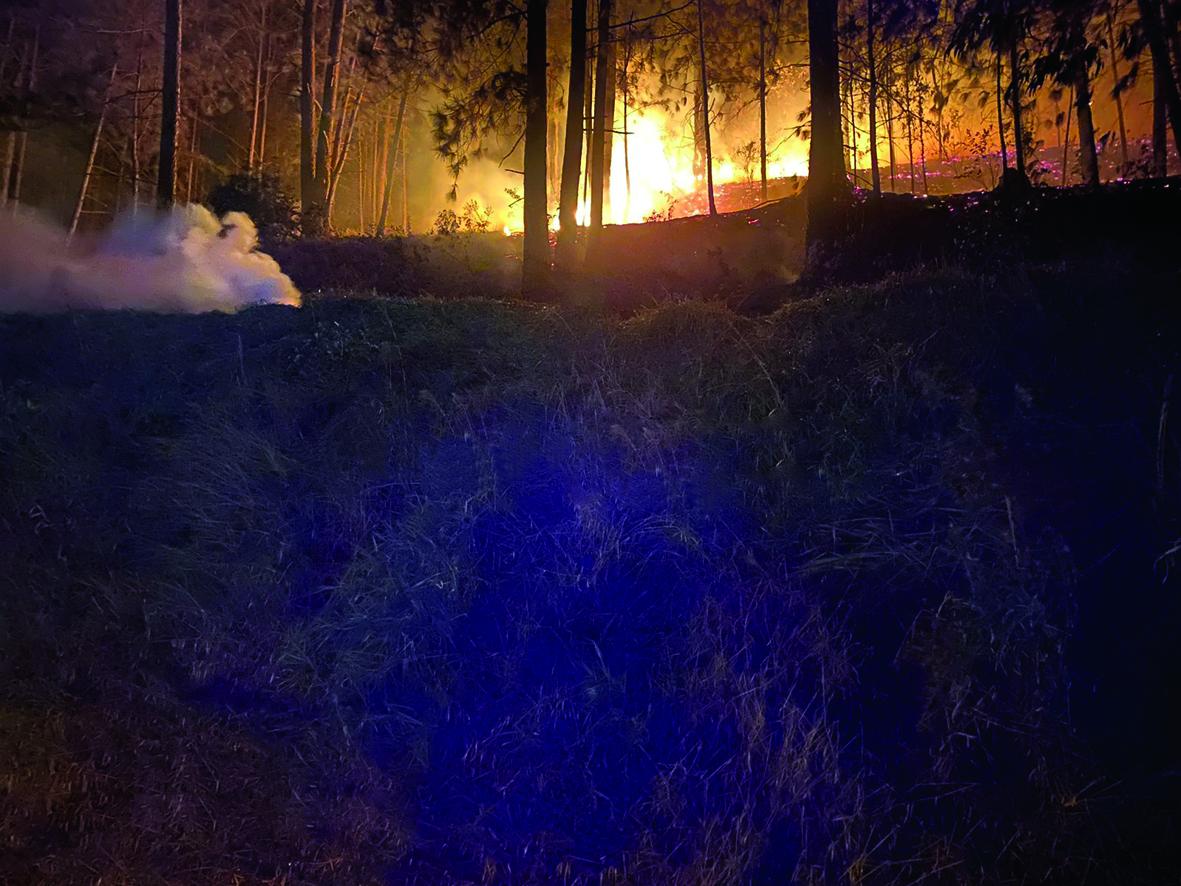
left=248, top=0, right=268, bottom=171
left=0, top=14, right=14, bottom=85
left=582, top=49, right=594, bottom=206
left=558, top=0, right=588, bottom=267
left=310, top=0, right=348, bottom=233
left=622, top=26, right=631, bottom=213
left=1154, top=55, right=1168, bottom=176
left=376, top=85, right=409, bottom=235
left=0, top=135, right=14, bottom=210
left=7, top=27, right=37, bottom=207
left=72, top=61, right=118, bottom=236
left=885, top=51, right=896, bottom=190
left=918, top=89, right=928, bottom=192
left=805, top=0, right=846, bottom=264
left=374, top=101, right=390, bottom=226
left=1075, top=69, right=1100, bottom=187
left=1137, top=0, right=1181, bottom=159
left=603, top=33, right=616, bottom=219
left=759, top=17, right=768, bottom=201
left=300, top=0, right=317, bottom=223
left=258, top=59, right=272, bottom=170
left=866, top=0, right=880, bottom=195
left=328, top=56, right=357, bottom=180
left=9, top=133, right=26, bottom=205
left=996, top=50, right=1009, bottom=170
left=186, top=113, right=199, bottom=201
left=696, top=0, right=716, bottom=215
left=904, top=72, right=914, bottom=193
left=589, top=0, right=613, bottom=233
left=1008, top=39, right=1028, bottom=181
left=400, top=115, right=409, bottom=232
left=131, top=37, right=143, bottom=212
left=327, top=85, right=363, bottom=214
left=157, top=0, right=181, bottom=209
left=1061, top=84, right=1073, bottom=186
left=845, top=58, right=857, bottom=182
left=357, top=129, right=365, bottom=231
left=522, top=0, right=550, bottom=295
left=1106, top=11, right=1129, bottom=173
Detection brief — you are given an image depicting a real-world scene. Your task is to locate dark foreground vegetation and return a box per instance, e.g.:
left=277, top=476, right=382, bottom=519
left=3, top=252, right=1180, bottom=882
left=269, top=178, right=1181, bottom=314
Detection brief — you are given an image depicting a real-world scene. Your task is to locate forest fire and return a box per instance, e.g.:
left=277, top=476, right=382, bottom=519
left=497, top=103, right=810, bottom=234
left=3, top=0, right=1181, bottom=881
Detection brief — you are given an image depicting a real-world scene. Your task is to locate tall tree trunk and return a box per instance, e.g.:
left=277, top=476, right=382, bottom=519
left=1061, top=84, right=1073, bottom=186
left=904, top=72, right=914, bottom=193
left=692, top=75, right=706, bottom=178
left=996, top=50, right=1009, bottom=170
left=918, top=89, right=928, bottom=192
left=131, top=37, right=143, bottom=212
left=157, top=0, right=181, bottom=209
left=696, top=0, right=717, bottom=216
left=759, top=17, right=768, bottom=201
left=558, top=0, right=588, bottom=267
left=1106, top=11, right=1129, bottom=172
left=1153, top=54, right=1168, bottom=176
left=71, top=61, right=118, bottom=236
left=522, top=0, right=549, bottom=295
left=0, top=134, right=14, bottom=210
left=866, top=0, right=880, bottom=194
left=621, top=21, right=633, bottom=214
left=374, top=100, right=390, bottom=226
left=1008, top=39, right=1028, bottom=181
left=885, top=52, right=896, bottom=190
left=311, top=0, right=348, bottom=233
left=327, top=85, right=363, bottom=214
left=805, top=0, right=846, bottom=264
left=1137, top=0, right=1181, bottom=159
left=400, top=115, right=409, bottom=232
left=258, top=48, right=272, bottom=171
left=0, top=14, right=14, bottom=85
left=357, top=133, right=365, bottom=232
left=9, top=133, right=26, bottom=205
left=328, top=56, right=357, bottom=185
left=248, top=0, right=268, bottom=172
left=1074, top=69, right=1100, bottom=187
left=603, top=34, right=616, bottom=219
left=7, top=27, right=37, bottom=207
left=376, top=85, right=409, bottom=236
left=864, top=0, right=883, bottom=193
left=582, top=50, right=594, bottom=206
left=589, top=0, right=613, bottom=234
left=845, top=59, right=857, bottom=181
left=300, top=0, right=317, bottom=224
left=186, top=114, right=199, bottom=201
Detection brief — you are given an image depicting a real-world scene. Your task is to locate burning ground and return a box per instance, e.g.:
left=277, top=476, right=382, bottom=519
left=2, top=247, right=1180, bottom=881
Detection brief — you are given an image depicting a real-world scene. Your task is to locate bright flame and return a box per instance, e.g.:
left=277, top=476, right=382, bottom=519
left=605, top=112, right=697, bottom=224
left=503, top=101, right=810, bottom=234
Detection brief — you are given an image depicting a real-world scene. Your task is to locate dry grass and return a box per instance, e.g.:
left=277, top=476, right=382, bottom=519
left=1, top=262, right=1178, bottom=882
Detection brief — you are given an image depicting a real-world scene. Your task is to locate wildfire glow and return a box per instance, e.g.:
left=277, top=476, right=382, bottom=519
left=501, top=103, right=809, bottom=234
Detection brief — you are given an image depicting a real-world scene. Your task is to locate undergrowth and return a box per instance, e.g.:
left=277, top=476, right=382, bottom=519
left=1, top=263, right=1178, bottom=883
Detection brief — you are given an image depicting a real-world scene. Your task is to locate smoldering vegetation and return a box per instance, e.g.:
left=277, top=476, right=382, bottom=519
left=2, top=258, right=1179, bottom=883
left=0, top=206, right=299, bottom=314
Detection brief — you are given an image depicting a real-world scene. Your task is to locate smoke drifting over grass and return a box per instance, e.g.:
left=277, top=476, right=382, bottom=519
left=0, top=205, right=300, bottom=314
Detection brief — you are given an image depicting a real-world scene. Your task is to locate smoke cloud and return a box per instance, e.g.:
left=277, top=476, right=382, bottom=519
left=0, top=205, right=300, bottom=314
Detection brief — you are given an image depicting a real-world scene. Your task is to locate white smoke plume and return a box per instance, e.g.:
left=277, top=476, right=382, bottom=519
left=0, top=205, right=300, bottom=314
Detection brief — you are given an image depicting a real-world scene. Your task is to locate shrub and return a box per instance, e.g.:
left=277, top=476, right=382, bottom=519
left=207, top=172, right=301, bottom=243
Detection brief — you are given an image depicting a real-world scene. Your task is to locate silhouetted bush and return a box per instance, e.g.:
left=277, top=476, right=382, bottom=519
left=207, top=172, right=301, bottom=243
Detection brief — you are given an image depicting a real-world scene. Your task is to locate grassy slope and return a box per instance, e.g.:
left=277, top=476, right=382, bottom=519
left=2, top=264, right=1179, bottom=883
